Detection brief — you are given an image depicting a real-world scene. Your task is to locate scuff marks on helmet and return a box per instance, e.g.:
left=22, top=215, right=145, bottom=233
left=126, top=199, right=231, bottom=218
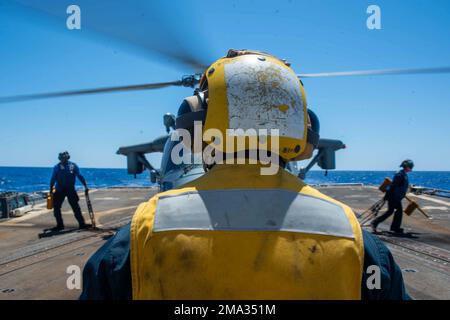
left=224, top=54, right=305, bottom=139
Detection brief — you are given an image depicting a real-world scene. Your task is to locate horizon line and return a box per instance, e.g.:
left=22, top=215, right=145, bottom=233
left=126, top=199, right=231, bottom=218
left=0, top=165, right=449, bottom=172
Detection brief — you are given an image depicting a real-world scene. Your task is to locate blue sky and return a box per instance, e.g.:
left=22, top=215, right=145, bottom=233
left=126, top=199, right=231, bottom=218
left=0, top=0, right=449, bottom=170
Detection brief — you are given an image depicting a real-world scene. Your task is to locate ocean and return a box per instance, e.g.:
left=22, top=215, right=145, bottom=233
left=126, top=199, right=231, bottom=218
left=0, top=166, right=449, bottom=193
left=0, top=167, right=153, bottom=193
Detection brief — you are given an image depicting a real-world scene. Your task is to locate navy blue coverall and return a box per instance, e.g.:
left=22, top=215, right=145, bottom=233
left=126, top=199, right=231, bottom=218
left=79, top=226, right=410, bottom=300
left=373, top=169, right=409, bottom=231
left=50, top=161, right=87, bottom=228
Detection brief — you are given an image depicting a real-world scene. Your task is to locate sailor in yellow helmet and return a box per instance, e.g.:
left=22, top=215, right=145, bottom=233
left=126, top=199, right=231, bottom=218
left=80, top=50, right=409, bottom=300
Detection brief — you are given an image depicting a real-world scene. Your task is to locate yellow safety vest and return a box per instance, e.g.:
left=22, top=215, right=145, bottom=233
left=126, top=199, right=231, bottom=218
left=130, top=164, right=364, bottom=299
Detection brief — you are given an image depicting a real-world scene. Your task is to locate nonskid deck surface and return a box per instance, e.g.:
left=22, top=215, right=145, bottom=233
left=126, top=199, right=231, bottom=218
left=0, top=188, right=158, bottom=300
left=0, top=186, right=449, bottom=300
left=318, top=185, right=450, bottom=300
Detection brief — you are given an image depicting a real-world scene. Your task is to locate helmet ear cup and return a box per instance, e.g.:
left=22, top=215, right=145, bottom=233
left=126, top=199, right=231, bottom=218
left=292, top=109, right=320, bottom=161
left=175, top=93, right=208, bottom=131
left=306, top=109, right=320, bottom=148
left=175, top=93, right=208, bottom=150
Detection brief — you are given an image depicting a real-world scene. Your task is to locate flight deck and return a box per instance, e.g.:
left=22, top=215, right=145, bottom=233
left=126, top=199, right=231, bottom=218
left=0, top=185, right=449, bottom=300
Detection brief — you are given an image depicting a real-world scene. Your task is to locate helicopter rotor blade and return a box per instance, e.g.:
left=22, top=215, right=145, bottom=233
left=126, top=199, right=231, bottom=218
left=13, top=0, right=212, bottom=72
left=0, top=80, right=183, bottom=104
left=298, top=66, right=450, bottom=78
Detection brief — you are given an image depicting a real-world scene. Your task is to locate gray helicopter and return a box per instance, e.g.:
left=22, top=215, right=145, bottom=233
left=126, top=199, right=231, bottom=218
left=116, top=112, right=346, bottom=191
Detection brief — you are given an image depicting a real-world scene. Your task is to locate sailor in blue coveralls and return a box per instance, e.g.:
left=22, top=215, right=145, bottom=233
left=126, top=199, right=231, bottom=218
left=371, top=160, right=414, bottom=234
left=49, top=151, right=89, bottom=231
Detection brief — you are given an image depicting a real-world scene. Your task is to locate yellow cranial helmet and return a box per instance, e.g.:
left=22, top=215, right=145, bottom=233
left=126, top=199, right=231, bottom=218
left=176, top=49, right=319, bottom=161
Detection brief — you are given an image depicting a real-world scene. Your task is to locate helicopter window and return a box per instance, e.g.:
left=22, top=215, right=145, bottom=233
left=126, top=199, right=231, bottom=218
left=8, top=198, right=19, bottom=210
left=17, top=196, right=26, bottom=207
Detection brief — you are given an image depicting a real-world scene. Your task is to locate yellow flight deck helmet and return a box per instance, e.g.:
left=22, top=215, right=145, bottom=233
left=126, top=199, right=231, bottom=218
left=176, top=49, right=320, bottom=162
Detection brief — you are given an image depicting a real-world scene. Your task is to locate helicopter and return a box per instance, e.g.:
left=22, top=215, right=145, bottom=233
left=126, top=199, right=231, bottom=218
left=2, top=1, right=450, bottom=191
left=115, top=111, right=346, bottom=191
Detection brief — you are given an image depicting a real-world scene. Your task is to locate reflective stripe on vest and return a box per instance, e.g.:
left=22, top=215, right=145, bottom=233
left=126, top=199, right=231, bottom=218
left=153, top=189, right=354, bottom=239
